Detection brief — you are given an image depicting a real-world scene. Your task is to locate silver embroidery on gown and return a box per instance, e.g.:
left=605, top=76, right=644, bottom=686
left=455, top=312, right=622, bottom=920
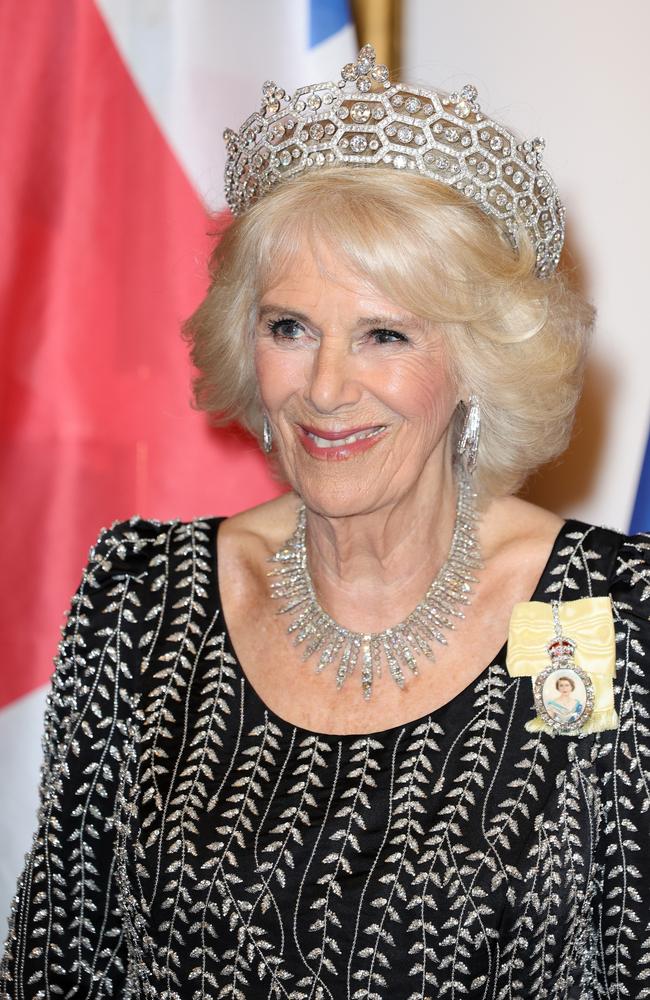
left=1, top=517, right=649, bottom=999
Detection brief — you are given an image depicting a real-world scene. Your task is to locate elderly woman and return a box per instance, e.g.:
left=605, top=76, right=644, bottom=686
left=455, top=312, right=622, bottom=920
left=2, top=45, right=649, bottom=1000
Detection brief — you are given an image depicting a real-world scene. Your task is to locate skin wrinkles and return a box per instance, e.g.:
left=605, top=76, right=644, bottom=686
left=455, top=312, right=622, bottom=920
left=254, top=243, right=462, bottom=636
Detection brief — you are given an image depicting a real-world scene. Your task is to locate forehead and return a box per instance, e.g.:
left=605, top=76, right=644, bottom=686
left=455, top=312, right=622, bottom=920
left=259, top=239, right=371, bottom=295
left=257, top=240, right=428, bottom=329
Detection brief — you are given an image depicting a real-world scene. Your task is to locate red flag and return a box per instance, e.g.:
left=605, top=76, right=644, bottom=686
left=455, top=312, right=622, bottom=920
left=0, top=0, right=278, bottom=709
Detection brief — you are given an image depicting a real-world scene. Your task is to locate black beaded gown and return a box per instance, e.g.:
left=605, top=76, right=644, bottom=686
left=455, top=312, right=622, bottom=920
left=2, top=516, right=650, bottom=1000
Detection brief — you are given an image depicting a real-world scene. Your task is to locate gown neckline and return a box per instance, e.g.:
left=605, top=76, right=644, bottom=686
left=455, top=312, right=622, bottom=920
left=210, top=515, right=580, bottom=742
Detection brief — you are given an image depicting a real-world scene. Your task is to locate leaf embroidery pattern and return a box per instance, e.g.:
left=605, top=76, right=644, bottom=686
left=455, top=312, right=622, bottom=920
left=3, top=520, right=650, bottom=1000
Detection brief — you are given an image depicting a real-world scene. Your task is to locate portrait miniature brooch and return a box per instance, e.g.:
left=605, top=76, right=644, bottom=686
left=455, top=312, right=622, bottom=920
left=506, top=596, right=618, bottom=736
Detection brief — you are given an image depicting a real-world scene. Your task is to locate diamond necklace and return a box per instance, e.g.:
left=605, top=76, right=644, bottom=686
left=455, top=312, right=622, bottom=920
left=268, top=477, right=482, bottom=700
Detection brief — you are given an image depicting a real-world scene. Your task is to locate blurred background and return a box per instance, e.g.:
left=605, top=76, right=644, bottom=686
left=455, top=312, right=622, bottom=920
left=1, top=0, right=649, bottom=927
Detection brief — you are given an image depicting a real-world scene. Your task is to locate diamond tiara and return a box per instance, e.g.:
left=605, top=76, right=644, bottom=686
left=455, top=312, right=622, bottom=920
left=223, top=44, right=565, bottom=277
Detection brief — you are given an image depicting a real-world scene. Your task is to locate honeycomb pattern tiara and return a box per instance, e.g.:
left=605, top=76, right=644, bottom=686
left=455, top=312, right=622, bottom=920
left=223, top=45, right=565, bottom=277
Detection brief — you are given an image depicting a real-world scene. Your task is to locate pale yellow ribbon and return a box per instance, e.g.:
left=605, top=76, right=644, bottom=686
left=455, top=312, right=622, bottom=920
left=506, top=596, right=618, bottom=735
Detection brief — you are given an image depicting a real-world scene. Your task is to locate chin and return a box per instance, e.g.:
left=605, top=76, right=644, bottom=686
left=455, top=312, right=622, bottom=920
left=290, top=471, right=391, bottom=520
left=278, top=436, right=426, bottom=519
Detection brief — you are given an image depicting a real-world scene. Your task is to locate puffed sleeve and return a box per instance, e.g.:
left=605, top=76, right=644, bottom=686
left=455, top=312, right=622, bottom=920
left=0, top=519, right=157, bottom=999
left=593, top=531, right=650, bottom=997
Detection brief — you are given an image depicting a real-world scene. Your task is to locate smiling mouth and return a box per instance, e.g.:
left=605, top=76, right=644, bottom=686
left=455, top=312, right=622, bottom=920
left=301, top=425, right=386, bottom=448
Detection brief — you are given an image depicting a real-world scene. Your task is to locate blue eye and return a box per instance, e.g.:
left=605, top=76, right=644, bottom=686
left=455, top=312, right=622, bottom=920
left=371, top=329, right=408, bottom=345
left=267, top=318, right=303, bottom=340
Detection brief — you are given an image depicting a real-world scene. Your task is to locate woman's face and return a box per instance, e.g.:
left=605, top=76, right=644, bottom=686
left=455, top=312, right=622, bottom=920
left=254, top=242, right=459, bottom=517
left=557, top=679, right=573, bottom=696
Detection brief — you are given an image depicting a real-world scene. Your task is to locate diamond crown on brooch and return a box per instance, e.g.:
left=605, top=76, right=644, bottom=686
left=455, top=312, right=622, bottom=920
left=223, top=44, right=565, bottom=277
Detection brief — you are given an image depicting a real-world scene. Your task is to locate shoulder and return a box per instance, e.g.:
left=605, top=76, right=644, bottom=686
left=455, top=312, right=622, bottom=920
left=217, top=493, right=299, bottom=574
left=58, top=516, right=222, bottom=695
left=482, top=496, right=564, bottom=563
left=86, top=515, right=219, bottom=586
left=219, top=493, right=300, bottom=548
left=215, top=494, right=299, bottom=614
left=610, top=529, right=650, bottom=619
left=69, top=516, right=221, bottom=644
left=479, top=498, right=648, bottom=613
left=531, top=514, right=650, bottom=619
left=552, top=519, right=648, bottom=600
left=478, top=497, right=565, bottom=604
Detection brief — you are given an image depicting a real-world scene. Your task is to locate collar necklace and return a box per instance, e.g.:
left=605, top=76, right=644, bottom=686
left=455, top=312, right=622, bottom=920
left=268, top=478, right=482, bottom=700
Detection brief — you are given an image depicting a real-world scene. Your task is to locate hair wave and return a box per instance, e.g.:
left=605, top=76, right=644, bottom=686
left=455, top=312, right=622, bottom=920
left=184, top=167, right=593, bottom=497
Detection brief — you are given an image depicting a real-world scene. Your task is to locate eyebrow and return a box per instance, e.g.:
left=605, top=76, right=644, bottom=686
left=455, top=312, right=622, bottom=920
left=257, top=304, right=425, bottom=330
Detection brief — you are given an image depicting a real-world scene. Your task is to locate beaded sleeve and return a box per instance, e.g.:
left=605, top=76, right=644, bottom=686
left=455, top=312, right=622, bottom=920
left=594, top=532, right=650, bottom=996
left=0, top=521, right=153, bottom=999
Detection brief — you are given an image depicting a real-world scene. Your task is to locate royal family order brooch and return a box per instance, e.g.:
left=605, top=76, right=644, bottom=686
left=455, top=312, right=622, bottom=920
left=506, top=596, right=618, bottom=736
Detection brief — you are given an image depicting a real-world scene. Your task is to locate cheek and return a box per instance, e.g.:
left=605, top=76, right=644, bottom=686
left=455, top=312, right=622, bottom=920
left=377, top=356, right=456, bottom=424
left=254, top=342, right=306, bottom=406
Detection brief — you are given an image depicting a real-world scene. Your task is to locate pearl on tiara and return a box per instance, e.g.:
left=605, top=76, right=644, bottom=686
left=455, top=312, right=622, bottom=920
left=223, top=44, right=565, bottom=277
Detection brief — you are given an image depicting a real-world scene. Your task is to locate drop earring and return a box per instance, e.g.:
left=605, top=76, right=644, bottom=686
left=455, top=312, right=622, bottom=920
left=262, top=414, right=273, bottom=454
left=457, top=395, right=481, bottom=477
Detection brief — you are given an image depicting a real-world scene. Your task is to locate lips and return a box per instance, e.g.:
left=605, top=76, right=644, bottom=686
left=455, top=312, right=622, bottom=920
left=303, top=424, right=385, bottom=446
left=297, top=423, right=388, bottom=460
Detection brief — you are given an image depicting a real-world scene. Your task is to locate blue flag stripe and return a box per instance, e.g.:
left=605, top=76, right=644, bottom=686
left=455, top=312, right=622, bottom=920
left=309, top=0, right=351, bottom=48
left=631, top=430, right=650, bottom=532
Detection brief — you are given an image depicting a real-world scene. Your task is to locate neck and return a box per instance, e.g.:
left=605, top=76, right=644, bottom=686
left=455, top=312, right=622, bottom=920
left=303, top=459, right=462, bottom=635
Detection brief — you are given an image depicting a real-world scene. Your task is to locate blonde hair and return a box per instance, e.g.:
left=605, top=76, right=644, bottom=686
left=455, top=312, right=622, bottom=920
left=184, top=167, right=593, bottom=497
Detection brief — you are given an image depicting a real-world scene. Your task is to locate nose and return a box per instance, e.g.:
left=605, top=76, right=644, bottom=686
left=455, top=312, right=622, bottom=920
left=304, top=338, right=362, bottom=413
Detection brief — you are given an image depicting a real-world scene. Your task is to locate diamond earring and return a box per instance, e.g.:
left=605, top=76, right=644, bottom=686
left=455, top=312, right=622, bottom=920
left=457, top=395, right=481, bottom=476
left=262, top=414, right=273, bottom=454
